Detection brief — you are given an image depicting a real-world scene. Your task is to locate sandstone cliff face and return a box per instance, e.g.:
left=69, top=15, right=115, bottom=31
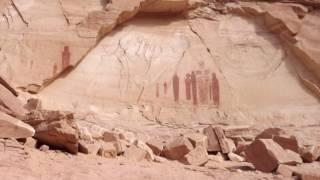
left=0, top=0, right=319, bottom=124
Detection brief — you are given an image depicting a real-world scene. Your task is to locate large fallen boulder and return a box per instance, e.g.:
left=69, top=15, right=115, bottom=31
left=299, top=145, right=320, bottom=163
left=245, top=139, right=301, bottom=172
left=24, top=110, right=79, bottom=154
left=180, top=146, right=208, bottom=166
left=0, top=111, right=35, bottom=138
left=162, top=136, right=194, bottom=160
left=273, top=135, right=300, bottom=153
left=203, top=126, right=221, bottom=152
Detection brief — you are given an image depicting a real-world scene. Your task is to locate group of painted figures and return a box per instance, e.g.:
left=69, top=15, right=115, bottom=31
left=156, top=70, right=220, bottom=106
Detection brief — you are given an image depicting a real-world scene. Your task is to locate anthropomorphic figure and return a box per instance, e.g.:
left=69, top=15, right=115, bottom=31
left=191, top=71, right=198, bottom=105
left=211, top=73, right=220, bottom=106
left=173, top=73, right=179, bottom=102
left=62, top=46, right=71, bottom=70
left=185, top=73, right=191, bottom=100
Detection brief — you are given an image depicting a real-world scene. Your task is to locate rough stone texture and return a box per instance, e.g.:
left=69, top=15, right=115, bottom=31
left=180, top=146, right=208, bottom=166
left=123, top=145, right=148, bottom=161
left=146, top=137, right=165, bottom=156
left=0, top=111, right=35, bottom=138
left=245, top=139, right=298, bottom=172
left=214, top=126, right=231, bottom=154
left=256, top=128, right=287, bottom=139
left=300, top=145, right=320, bottom=162
left=24, top=98, right=42, bottom=111
left=203, top=126, right=221, bottom=152
left=79, top=140, right=101, bottom=155
left=276, top=164, right=293, bottom=177
left=103, top=131, right=120, bottom=142
left=162, top=137, right=194, bottom=160
left=98, top=142, right=117, bottom=158
left=185, top=133, right=208, bottom=149
left=273, top=135, right=300, bottom=153
left=24, top=110, right=79, bottom=154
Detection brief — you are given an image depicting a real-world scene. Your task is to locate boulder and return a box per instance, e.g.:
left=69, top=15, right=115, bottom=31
left=276, top=164, right=293, bottom=177
left=79, top=126, right=93, bottom=141
left=162, top=136, right=194, bottom=160
left=223, top=126, right=254, bottom=138
left=286, top=149, right=303, bottom=165
left=180, top=146, right=208, bottom=166
left=300, top=145, right=320, bottom=163
left=23, top=137, right=37, bottom=148
left=25, top=110, right=79, bottom=154
left=0, top=84, right=26, bottom=117
left=79, top=140, right=101, bottom=154
left=0, top=111, right=35, bottom=138
left=273, top=135, right=299, bottom=153
left=256, top=128, right=286, bottom=139
left=98, top=142, right=117, bottom=158
left=291, top=166, right=320, bottom=180
left=146, top=137, right=165, bottom=156
left=208, top=153, right=225, bottom=163
left=118, top=130, right=136, bottom=144
left=185, top=133, right=208, bottom=149
left=39, top=144, right=50, bottom=152
left=214, top=126, right=231, bottom=154
left=203, top=126, right=221, bottom=152
left=135, top=140, right=154, bottom=161
left=245, top=139, right=299, bottom=172
left=124, top=145, right=149, bottom=161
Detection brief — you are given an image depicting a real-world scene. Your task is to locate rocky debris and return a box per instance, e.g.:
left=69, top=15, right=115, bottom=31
left=185, top=133, right=208, bottom=149
left=98, top=142, right=117, bottom=158
left=273, top=135, right=300, bottom=153
left=223, top=126, right=255, bottom=139
left=276, top=164, right=293, bottom=177
left=146, top=137, right=165, bottom=156
left=23, top=137, right=37, bottom=148
left=135, top=140, right=154, bottom=161
left=300, top=145, right=320, bottom=163
left=245, top=139, right=301, bottom=172
left=203, top=126, right=221, bottom=152
left=255, top=128, right=287, bottom=140
left=180, top=146, right=208, bottom=166
left=124, top=144, right=149, bottom=161
left=78, top=140, right=101, bottom=155
left=0, top=84, right=26, bottom=117
left=103, top=130, right=120, bottom=142
left=24, top=98, right=42, bottom=112
left=208, top=153, right=225, bottom=163
left=228, top=152, right=244, bottom=162
left=24, top=110, right=79, bottom=154
left=162, top=136, right=194, bottom=160
left=291, top=165, right=320, bottom=180
left=0, top=111, right=35, bottom=138
left=87, top=125, right=107, bottom=140
left=39, top=144, right=50, bottom=152
left=79, top=126, right=93, bottom=142
left=214, top=126, right=232, bottom=154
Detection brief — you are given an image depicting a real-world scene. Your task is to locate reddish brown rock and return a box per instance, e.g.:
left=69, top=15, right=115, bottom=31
left=180, top=146, right=208, bottom=166
left=286, top=149, right=303, bottom=165
left=162, top=137, right=194, bottom=160
left=273, top=135, right=299, bottom=153
left=256, top=128, right=286, bottom=139
left=300, top=145, right=320, bottom=163
left=146, top=137, right=165, bottom=156
left=203, top=126, right=221, bottom=152
left=103, top=131, right=120, bottom=142
left=245, top=139, right=298, bottom=172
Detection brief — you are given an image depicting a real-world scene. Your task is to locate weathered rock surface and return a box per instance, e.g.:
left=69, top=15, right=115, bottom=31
left=180, top=146, right=208, bottom=166
left=162, top=137, right=193, bottom=160
left=245, top=139, right=300, bottom=172
left=0, top=111, right=35, bottom=138
left=0, top=84, right=26, bottom=117
left=24, top=110, right=79, bottom=154
left=203, top=126, right=221, bottom=152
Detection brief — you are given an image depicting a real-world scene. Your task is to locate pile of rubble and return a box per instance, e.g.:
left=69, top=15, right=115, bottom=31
left=0, top=77, right=319, bottom=180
